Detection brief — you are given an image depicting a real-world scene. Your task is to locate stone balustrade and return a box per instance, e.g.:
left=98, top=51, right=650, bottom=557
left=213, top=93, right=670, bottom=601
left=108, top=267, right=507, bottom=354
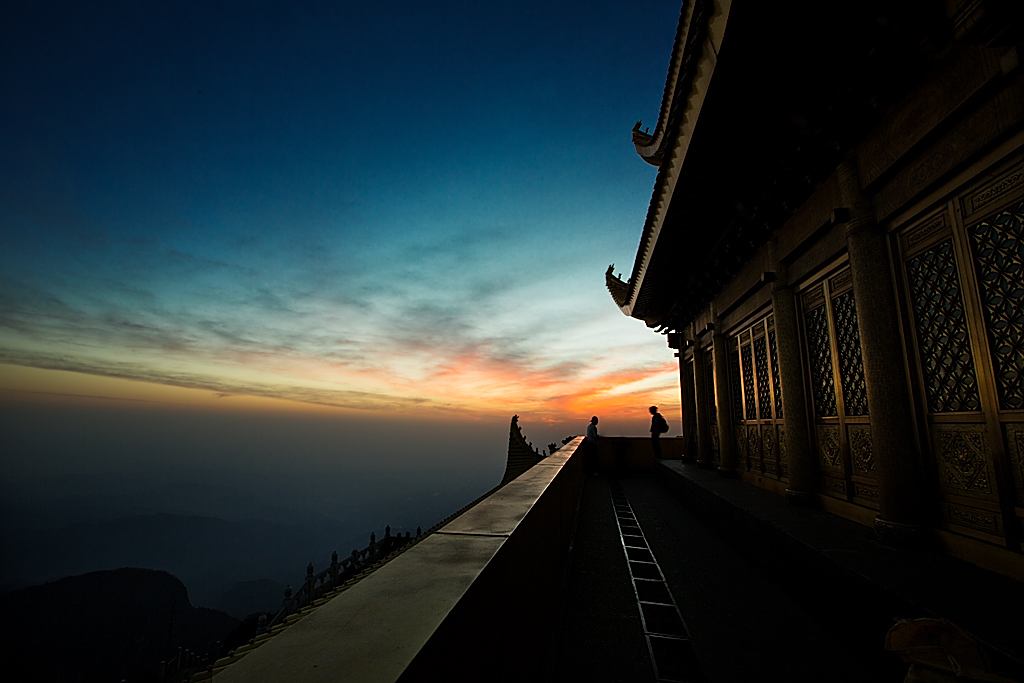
left=211, top=436, right=586, bottom=683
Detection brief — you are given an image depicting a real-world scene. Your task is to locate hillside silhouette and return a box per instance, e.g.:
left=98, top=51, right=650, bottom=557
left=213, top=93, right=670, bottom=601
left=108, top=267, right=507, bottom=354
left=1, top=512, right=367, bottom=615
left=0, top=568, right=238, bottom=683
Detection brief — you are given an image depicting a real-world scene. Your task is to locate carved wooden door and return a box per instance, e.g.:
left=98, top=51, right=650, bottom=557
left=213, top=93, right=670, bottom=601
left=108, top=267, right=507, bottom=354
left=733, top=315, right=786, bottom=480
left=799, top=267, right=879, bottom=508
left=897, top=157, right=1022, bottom=548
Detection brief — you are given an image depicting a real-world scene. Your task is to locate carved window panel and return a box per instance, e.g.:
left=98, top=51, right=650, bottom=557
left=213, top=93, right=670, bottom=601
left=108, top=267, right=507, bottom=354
left=933, top=425, right=996, bottom=497
left=895, top=158, right=1023, bottom=546
left=741, top=344, right=756, bottom=420
left=848, top=425, right=875, bottom=476
left=899, top=207, right=1005, bottom=538
left=1005, top=423, right=1024, bottom=502
left=831, top=291, right=869, bottom=416
left=816, top=424, right=842, bottom=472
left=967, top=199, right=1024, bottom=411
left=905, top=239, right=982, bottom=413
left=745, top=425, right=761, bottom=471
left=802, top=272, right=851, bottom=501
left=934, top=424, right=1003, bottom=538
left=737, top=423, right=753, bottom=466
left=884, top=160, right=1024, bottom=548
left=762, top=424, right=779, bottom=475
left=804, top=302, right=838, bottom=418
left=768, top=324, right=783, bottom=418
left=777, top=424, right=788, bottom=476
left=800, top=269, right=877, bottom=505
left=959, top=165, right=1024, bottom=538
left=754, top=335, right=772, bottom=419
left=732, top=314, right=785, bottom=479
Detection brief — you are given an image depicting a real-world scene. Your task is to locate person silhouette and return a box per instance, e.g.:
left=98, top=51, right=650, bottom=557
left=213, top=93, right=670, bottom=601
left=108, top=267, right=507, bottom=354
left=649, top=405, right=668, bottom=459
left=584, top=416, right=600, bottom=474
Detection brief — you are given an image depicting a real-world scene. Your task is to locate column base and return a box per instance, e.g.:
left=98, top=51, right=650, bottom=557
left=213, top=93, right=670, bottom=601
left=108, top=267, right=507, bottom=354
left=716, top=466, right=740, bottom=478
left=784, top=488, right=818, bottom=507
left=873, top=516, right=929, bottom=548
left=697, top=459, right=716, bottom=470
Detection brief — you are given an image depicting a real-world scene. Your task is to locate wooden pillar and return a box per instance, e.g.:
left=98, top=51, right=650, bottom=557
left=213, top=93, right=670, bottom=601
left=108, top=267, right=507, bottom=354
left=678, top=350, right=697, bottom=461
left=839, top=161, right=926, bottom=540
left=712, top=332, right=739, bottom=476
left=692, top=345, right=712, bottom=466
left=771, top=283, right=817, bottom=503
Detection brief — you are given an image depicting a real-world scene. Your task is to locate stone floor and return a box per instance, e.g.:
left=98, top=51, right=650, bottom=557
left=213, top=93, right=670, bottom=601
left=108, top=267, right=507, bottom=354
left=542, top=472, right=655, bottom=682
left=542, top=465, right=1024, bottom=682
left=656, top=460, right=1024, bottom=677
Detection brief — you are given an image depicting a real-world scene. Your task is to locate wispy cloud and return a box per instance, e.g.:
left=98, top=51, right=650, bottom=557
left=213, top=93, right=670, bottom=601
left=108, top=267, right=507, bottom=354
left=0, top=188, right=675, bottom=421
left=0, top=349, right=434, bottom=413
left=2, top=209, right=679, bottom=417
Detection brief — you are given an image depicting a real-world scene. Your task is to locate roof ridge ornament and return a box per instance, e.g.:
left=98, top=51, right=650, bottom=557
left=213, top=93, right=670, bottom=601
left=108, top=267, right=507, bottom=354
left=632, top=120, right=653, bottom=147
left=631, top=0, right=710, bottom=166
left=501, top=414, right=547, bottom=485
left=605, top=265, right=630, bottom=308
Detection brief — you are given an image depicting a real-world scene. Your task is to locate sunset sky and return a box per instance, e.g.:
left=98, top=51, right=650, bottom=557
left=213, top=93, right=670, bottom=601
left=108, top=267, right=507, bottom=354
left=1, top=1, right=681, bottom=439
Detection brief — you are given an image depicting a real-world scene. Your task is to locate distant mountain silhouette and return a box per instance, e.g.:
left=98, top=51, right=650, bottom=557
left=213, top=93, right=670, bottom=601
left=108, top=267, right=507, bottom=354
left=217, top=578, right=288, bottom=619
left=0, top=512, right=367, bottom=613
left=0, top=568, right=238, bottom=683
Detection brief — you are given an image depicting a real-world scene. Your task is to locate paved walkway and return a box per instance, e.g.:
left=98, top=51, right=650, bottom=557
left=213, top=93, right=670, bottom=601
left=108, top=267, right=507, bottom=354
left=542, top=474, right=655, bottom=682
left=622, top=475, right=898, bottom=682
left=658, top=459, right=1024, bottom=677
left=543, top=473, right=901, bottom=682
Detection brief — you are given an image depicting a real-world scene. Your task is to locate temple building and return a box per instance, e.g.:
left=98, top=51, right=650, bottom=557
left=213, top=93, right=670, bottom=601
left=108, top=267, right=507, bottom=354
left=606, top=0, right=1024, bottom=572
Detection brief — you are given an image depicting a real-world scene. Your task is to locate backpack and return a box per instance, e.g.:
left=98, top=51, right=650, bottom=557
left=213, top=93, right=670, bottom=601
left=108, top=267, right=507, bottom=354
left=654, top=413, right=669, bottom=434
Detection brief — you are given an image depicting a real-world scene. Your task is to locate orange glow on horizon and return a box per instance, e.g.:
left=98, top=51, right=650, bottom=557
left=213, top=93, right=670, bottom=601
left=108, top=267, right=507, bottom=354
left=0, top=355, right=680, bottom=425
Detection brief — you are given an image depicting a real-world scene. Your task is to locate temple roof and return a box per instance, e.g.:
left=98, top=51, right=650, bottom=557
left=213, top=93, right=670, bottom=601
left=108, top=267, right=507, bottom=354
left=609, top=0, right=952, bottom=331
left=612, top=0, right=727, bottom=327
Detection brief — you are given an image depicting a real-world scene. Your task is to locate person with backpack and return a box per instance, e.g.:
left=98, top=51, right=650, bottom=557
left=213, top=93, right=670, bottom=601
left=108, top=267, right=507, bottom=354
left=649, top=405, right=669, bottom=459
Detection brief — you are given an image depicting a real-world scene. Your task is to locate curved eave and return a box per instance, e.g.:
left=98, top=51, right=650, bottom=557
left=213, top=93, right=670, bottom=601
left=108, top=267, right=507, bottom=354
left=611, top=0, right=732, bottom=324
left=631, top=0, right=697, bottom=166
left=605, top=265, right=630, bottom=309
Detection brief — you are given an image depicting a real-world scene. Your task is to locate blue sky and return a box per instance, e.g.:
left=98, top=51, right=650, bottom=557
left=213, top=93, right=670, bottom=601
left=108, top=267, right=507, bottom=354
left=0, top=1, right=682, bottom=424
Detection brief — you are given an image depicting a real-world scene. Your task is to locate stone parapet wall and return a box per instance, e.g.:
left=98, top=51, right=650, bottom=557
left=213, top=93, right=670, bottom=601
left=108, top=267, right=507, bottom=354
left=592, top=435, right=686, bottom=474
left=213, top=437, right=585, bottom=683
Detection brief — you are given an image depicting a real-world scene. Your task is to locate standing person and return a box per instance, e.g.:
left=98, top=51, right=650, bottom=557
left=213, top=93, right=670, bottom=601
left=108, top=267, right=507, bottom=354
left=584, top=416, right=600, bottom=474
left=649, top=405, right=669, bottom=459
